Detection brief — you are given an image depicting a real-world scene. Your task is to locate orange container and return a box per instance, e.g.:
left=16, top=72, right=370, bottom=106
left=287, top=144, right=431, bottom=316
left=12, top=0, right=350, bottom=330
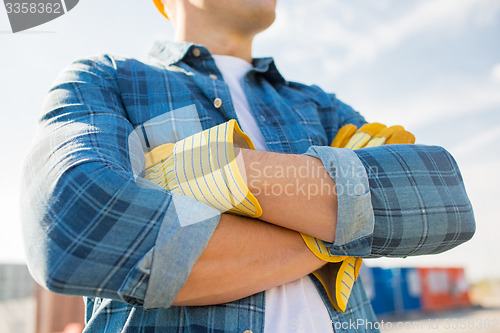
left=418, top=267, right=471, bottom=312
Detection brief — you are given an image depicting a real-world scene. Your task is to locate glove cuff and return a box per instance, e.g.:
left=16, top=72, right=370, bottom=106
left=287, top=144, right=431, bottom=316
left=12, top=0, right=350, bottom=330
left=146, top=120, right=262, bottom=218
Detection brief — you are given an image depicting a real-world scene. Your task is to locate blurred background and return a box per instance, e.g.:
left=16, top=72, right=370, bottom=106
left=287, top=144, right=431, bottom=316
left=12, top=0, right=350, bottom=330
left=1, top=0, right=499, bottom=332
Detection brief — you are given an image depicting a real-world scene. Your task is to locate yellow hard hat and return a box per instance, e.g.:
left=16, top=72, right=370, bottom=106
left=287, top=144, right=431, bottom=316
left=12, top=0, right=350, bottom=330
left=152, top=0, right=168, bottom=19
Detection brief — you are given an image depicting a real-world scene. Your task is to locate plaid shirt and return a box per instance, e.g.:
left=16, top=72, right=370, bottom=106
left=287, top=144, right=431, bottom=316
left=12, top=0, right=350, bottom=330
left=21, top=41, right=475, bottom=333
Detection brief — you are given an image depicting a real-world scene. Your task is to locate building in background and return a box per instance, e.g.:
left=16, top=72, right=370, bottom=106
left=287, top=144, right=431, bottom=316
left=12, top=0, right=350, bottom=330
left=0, top=264, right=84, bottom=333
left=0, top=264, right=36, bottom=333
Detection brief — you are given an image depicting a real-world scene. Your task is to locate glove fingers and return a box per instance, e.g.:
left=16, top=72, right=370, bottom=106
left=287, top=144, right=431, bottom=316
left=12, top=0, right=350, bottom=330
left=386, top=130, right=416, bottom=144
left=336, top=257, right=359, bottom=312
left=354, top=257, right=363, bottom=279
left=364, top=125, right=405, bottom=147
left=312, top=256, right=360, bottom=312
left=344, top=123, right=386, bottom=149
left=330, top=124, right=357, bottom=148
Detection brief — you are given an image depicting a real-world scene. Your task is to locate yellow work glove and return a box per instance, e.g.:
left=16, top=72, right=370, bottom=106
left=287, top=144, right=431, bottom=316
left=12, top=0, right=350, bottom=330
left=302, top=122, right=415, bottom=312
left=144, top=119, right=263, bottom=218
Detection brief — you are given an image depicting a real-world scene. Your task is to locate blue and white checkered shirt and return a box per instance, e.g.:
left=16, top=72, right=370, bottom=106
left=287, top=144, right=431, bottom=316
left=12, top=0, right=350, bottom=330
left=21, top=41, right=475, bottom=332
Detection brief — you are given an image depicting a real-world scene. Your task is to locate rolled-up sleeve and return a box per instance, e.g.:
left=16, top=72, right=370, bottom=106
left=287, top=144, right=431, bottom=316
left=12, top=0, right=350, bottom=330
left=304, top=146, right=375, bottom=256
left=304, top=144, right=475, bottom=258
left=21, top=55, right=219, bottom=309
left=356, top=144, right=475, bottom=258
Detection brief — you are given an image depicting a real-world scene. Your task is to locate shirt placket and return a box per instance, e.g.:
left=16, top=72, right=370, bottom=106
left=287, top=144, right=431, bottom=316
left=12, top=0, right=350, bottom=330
left=185, top=50, right=239, bottom=127
left=241, top=74, right=288, bottom=153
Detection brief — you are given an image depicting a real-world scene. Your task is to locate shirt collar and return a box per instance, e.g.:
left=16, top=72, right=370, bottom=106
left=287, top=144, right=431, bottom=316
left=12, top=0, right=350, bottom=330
left=148, top=40, right=286, bottom=84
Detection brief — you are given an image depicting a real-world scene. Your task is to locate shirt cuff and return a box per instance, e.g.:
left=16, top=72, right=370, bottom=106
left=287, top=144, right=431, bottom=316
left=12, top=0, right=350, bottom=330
left=303, top=146, right=374, bottom=256
left=119, top=192, right=220, bottom=309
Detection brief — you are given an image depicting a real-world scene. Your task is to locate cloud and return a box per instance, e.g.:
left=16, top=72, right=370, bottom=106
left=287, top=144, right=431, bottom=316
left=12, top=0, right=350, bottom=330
left=352, top=75, right=500, bottom=128
left=449, top=125, right=500, bottom=160
left=263, top=0, right=500, bottom=79
left=492, top=63, right=500, bottom=83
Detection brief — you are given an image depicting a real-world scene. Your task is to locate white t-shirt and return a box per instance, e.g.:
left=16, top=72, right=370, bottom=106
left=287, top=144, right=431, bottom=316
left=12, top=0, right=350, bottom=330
left=212, top=55, right=333, bottom=333
left=212, top=55, right=268, bottom=151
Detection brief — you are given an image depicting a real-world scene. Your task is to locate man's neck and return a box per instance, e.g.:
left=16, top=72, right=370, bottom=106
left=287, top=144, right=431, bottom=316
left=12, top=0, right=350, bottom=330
left=173, top=17, right=254, bottom=63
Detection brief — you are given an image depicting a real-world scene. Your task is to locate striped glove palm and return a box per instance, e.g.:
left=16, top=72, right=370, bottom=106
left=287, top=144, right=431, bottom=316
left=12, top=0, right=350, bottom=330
left=144, top=119, right=262, bottom=218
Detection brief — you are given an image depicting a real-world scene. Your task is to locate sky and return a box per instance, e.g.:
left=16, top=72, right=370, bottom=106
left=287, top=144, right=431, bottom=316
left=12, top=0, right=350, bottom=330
left=0, top=0, right=499, bottom=283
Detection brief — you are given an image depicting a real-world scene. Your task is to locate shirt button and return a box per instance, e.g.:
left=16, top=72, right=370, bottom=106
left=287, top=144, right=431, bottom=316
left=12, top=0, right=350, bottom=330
left=214, top=98, right=223, bottom=108
left=209, top=74, right=218, bottom=80
left=192, top=48, right=201, bottom=57
left=259, top=115, right=266, bottom=122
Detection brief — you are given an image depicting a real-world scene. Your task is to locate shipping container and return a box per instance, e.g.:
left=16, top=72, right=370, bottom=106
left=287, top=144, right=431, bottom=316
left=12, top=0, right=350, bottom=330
left=418, top=267, right=471, bottom=312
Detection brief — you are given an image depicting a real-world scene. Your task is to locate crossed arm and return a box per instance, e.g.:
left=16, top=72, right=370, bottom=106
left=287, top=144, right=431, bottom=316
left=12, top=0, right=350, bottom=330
left=22, top=56, right=475, bottom=309
left=174, top=214, right=325, bottom=305
left=174, top=149, right=336, bottom=305
left=175, top=143, right=477, bottom=305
